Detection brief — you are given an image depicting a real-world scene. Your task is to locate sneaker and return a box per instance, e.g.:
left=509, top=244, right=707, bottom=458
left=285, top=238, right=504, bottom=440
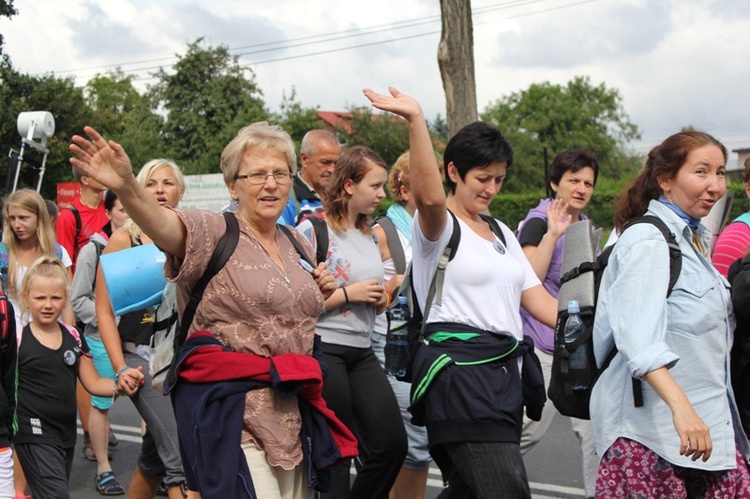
left=95, top=470, right=125, bottom=496
left=82, top=444, right=114, bottom=462
left=80, top=432, right=92, bottom=459
left=156, top=482, right=188, bottom=497
left=108, top=428, right=118, bottom=448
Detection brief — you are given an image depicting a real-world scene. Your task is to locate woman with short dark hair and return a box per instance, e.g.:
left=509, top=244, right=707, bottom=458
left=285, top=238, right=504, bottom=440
left=365, top=87, right=557, bottom=498
left=517, top=148, right=600, bottom=497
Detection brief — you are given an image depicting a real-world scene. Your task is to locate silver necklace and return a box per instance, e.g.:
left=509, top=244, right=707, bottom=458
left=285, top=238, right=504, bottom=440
left=246, top=226, right=291, bottom=287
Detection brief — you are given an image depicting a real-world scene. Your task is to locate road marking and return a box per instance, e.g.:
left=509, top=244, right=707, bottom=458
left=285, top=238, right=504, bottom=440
left=78, top=425, right=586, bottom=496
left=109, top=423, right=144, bottom=434
left=77, top=425, right=143, bottom=444
left=425, top=468, right=584, bottom=496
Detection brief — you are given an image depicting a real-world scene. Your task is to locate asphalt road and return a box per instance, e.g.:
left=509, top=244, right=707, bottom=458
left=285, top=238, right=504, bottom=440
left=65, top=399, right=587, bottom=498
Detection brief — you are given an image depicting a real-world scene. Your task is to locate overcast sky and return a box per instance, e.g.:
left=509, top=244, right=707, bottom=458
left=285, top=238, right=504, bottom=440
left=2, top=0, right=749, bottom=166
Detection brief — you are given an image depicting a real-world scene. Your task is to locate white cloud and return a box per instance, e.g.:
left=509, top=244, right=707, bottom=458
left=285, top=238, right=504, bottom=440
left=2, top=0, right=748, bottom=155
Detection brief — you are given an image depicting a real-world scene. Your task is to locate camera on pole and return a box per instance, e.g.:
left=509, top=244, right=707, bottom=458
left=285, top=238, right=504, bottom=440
left=5, top=111, right=55, bottom=195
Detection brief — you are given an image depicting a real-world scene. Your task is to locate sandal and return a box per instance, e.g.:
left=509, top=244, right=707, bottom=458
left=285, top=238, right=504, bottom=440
left=95, top=470, right=125, bottom=496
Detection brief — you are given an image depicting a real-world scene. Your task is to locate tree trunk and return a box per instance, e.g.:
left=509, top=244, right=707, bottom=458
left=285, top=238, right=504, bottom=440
left=438, top=0, right=478, bottom=139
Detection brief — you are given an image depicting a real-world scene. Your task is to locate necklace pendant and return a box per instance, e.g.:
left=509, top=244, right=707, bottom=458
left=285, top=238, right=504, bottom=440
left=284, top=276, right=291, bottom=286
left=493, top=238, right=506, bottom=254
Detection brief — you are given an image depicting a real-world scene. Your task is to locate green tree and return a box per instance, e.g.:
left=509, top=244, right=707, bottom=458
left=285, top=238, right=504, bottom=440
left=481, top=76, right=641, bottom=192
left=0, top=0, right=17, bottom=53
left=340, top=106, right=410, bottom=167
left=1, top=54, right=93, bottom=198
left=429, top=114, right=449, bottom=147
left=269, top=87, right=324, bottom=152
left=149, top=38, right=268, bottom=175
left=84, top=69, right=164, bottom=168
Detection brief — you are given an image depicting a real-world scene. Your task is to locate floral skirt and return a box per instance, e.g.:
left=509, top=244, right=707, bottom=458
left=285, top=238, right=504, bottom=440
left=596, top=437, right=750, bottom=498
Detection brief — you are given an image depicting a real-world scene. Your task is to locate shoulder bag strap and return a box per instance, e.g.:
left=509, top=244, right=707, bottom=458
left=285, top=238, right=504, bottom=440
left=624, top=215, right=682, bottom=296
left=479, top=213, right=506, bottom=246
left=278, top=224, right=315, bottom=270
left=376, top=216, right=407, bottom=275
left=307, top=216, right=329, bottom=265
left=176, top=212, right=240, bottom=348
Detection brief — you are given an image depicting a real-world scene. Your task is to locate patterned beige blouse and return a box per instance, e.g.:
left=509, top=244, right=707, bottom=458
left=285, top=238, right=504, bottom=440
left=165, top=209, right=324, bottom=469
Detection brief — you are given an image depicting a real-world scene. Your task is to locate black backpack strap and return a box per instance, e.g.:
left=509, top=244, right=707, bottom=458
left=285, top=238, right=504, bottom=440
left=479, top=213, right=506, bottom=246
left=181, top=212, right=239, bottom=336
left=618, top=215, right=683, bottom=407
left=307, top=216, right=329, bottom=265
left=177, top=212, right=240, bottom=346
left=90, top=239, right=106, bottom=289
left=278, top=225, right=315, bottom=270
left=69, top=205, right=82, bottom=260
left=375, top=216, right=407, bottom=275
left=165, top=212, right=240, bottom=389
left=69, top=205, right=82, bottom=237
left=623, top=215, right=682, bottom=297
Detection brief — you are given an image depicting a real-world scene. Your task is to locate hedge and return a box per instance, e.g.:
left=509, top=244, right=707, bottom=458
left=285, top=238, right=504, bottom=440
left=378, top=182, right=749, bottom=234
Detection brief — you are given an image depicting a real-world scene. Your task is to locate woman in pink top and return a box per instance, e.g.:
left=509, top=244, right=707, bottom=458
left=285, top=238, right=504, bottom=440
left=712, top=156, right=750, bottom=277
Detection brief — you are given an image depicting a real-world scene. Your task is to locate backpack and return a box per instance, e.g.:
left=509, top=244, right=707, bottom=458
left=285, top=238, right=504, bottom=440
left=74, top=239, right=105, bottom=335
left=728, top=254, right=750, bottom=436
left=396, top=211, right=506, bottom=382
left=153, top=213, right=317, bottom=392
left=0, top=292, right=16, bottom=354
left=547, top=215, right=682, bottom=419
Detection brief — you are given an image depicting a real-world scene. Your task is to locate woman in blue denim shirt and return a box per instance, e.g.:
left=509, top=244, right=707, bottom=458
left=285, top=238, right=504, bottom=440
left=592, top=131, right=750, bottom=497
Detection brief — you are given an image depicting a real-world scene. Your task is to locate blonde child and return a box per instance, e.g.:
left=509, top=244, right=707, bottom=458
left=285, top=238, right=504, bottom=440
left=13, top=257, right=143, bottom=499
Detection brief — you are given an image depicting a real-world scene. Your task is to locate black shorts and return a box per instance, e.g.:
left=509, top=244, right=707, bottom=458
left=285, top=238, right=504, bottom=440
left=15, top=442, right=74, bottom=499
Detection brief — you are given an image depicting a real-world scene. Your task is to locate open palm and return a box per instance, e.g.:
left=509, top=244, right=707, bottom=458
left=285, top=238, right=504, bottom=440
left=69, top=126, right=135, bottom=191
left=363, top=87, right=423, bottom=122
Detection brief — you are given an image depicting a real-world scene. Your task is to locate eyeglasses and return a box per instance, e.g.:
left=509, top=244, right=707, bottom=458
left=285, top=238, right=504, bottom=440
left=235, top=171, right=293, bottom=185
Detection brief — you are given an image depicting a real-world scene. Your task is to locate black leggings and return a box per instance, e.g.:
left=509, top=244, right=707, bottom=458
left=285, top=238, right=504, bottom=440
left=320, top=343, right=407, bottom=499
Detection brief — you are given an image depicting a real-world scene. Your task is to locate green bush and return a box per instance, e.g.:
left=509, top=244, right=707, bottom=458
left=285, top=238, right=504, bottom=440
left=489, top=189, right=618, bottom=231
left=377, top=181, right=748, bottom=234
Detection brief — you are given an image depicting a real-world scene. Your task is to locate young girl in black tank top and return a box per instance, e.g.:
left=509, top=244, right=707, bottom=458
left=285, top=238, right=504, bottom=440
left=14, top=257, right=143, bottom=498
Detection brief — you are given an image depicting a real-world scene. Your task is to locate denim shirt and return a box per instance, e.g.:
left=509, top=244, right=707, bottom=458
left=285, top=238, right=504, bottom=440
left=591, top=200, right=749, bottom=470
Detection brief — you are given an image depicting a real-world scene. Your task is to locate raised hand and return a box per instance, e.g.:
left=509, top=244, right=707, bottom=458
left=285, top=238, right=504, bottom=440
left=546, top=198, right=572, bottom=239
left=69, top=126, right=135, bottom=192
left=363, top=87, right=424, bottom=122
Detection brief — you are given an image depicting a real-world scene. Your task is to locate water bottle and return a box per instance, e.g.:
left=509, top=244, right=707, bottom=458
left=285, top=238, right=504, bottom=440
left=564, top=300, right=589, bottom=390
left=385, top=295, right=410, bottom=377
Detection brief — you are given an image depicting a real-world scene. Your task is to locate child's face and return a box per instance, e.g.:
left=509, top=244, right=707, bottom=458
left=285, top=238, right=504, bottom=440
left=24, top=276, right=66, bottom=327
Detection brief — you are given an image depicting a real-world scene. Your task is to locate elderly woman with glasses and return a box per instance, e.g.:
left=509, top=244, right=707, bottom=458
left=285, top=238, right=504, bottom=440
left=70, top=123, right=354, bottom=499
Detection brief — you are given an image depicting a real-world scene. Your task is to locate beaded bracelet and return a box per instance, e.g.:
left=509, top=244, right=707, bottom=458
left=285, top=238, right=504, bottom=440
left=383, top=289, right=393, bottom=308
left=114, top=366, right=129, bottom=398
